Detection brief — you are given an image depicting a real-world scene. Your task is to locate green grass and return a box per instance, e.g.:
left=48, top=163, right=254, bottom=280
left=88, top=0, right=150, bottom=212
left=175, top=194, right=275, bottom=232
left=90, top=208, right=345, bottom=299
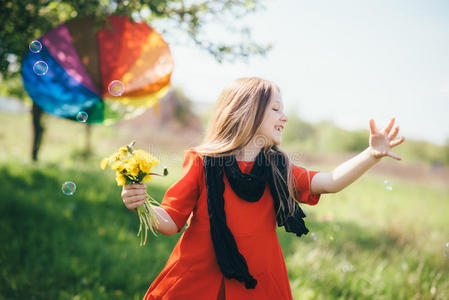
left=1, top=112, right=449, bottom=299
left=0, top=112, right=190, bottom=299
left=2, top=161, right=448, bottom=300
left=278, top=174, right=449, bottom=299
left=0, top=160, right=183, bottom=299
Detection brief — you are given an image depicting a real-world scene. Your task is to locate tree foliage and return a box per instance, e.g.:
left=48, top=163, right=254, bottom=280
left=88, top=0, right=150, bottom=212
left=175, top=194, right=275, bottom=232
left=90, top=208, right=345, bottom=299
left=0, top=0, right=272, bottom=89
left=0, top=0, right=272, bottom=161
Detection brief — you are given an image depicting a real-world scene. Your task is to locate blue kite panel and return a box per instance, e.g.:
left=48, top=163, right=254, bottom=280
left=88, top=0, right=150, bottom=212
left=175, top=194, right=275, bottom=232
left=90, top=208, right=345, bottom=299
left=21, top=40, right=101, bottom=118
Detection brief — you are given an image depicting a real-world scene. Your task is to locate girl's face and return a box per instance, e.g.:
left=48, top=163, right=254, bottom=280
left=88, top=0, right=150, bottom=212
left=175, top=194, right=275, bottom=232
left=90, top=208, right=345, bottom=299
left=256, top=89, right=288, bottom=146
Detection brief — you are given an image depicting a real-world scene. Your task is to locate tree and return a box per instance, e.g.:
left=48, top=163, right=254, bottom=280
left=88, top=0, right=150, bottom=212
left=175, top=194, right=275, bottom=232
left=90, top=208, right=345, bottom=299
left=172, top=87, right=194, bottom=126
left=0, top=0, right=272, bottom=161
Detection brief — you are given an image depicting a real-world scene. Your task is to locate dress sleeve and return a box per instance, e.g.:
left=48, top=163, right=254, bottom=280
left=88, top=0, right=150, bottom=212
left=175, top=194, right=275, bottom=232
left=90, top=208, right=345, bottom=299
left=291, top=164, right=321, bottom=206
left=160, top=150, right=203, bottom=233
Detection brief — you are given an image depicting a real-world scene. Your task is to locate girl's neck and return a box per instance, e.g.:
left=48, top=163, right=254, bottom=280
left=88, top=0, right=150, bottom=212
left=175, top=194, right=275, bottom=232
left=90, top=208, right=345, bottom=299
left=234, top=147, right=262, bottom=162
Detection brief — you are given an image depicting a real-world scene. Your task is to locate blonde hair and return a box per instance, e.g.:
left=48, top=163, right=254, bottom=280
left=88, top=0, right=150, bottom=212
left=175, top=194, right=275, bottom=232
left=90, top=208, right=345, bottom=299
left=190, top=77, right=300, bottom=217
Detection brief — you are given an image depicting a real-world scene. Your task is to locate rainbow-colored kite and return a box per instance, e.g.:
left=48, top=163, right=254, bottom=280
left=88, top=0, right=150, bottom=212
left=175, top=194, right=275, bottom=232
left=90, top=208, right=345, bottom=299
left=22, top=15, right=174, bottom=123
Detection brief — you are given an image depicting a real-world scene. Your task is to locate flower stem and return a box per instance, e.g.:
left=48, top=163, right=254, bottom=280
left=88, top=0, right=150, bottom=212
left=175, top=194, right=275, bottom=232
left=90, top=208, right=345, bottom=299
left=136, top=192, right=161, bottom=246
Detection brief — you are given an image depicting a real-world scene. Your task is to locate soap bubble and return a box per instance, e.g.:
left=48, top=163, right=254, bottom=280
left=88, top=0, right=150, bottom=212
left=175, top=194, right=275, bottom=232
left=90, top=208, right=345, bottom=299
left=444, top=242, right=449, bottom=258
left=29, top=40, right=42, bottom=53
left=62, top=181, right=76, bottom=196
left=76, top=111, right=88, bottom=122
left=383, top=179, right=392, bottom=191
left=108, top=80, right=125, bottom=96
left=310, top=232, right=317, bottom=241
left=33, top=61, right=48, bottom=76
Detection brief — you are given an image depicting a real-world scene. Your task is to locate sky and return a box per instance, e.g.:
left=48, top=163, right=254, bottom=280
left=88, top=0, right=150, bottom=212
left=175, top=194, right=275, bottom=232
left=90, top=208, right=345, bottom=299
left=153, top=0, right=449, bottom=146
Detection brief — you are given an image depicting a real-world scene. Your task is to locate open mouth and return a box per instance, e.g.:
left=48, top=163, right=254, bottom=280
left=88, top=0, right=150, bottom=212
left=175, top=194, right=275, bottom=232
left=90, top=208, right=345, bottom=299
left=274, top=125, right=283, bottom=133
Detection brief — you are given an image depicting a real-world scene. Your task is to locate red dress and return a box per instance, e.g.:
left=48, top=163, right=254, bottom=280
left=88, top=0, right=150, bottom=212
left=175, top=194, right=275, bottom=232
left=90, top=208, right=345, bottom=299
left=144, top=150, right=321, bottom=300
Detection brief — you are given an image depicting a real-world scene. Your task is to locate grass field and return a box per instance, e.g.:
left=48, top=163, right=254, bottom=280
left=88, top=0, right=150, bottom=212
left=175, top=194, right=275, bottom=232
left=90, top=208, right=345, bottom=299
left=1, top=112, right=448, bottom=299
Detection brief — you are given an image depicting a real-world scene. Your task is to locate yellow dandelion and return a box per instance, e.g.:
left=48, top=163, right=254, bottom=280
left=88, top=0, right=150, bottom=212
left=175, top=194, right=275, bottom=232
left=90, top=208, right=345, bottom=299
left=100, top=157, right=109, bottom=170
left=119, top=146, right=128, bottom=153
left=124, top=157, right=139, bottom=177
left=109, top=151, right=121, bottom=162
left=137, top=156, right=151, bottom=173
left=135, top=150, right=157, bottom=173
left=111, top=161, right=125, bottom=172
left=100, top=141, right=165, bottom=246
left=115, top=173, right=126, bottom=186
left=134, top=149, right=148, bottom=160
left=149, top=155, right=160, bottom=167
left=130, top=168, right=139, bottom=177
left=142, top=174, right=152, bottom=183
left=140, top=162, right=151, bottom=174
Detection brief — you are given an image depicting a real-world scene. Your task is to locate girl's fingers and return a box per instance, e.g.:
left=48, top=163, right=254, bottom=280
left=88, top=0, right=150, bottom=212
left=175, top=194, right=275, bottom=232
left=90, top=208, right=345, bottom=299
left=388, top=150, right=402, bottom=160
left=123, top=194, right=146, bottom=205
left=388, top=126, right=399, bottom=140
left=382, top=117, right=395, bottom=135
left=389, top=136, right=405, bottom=148
left=122, top=189, right=145, bottom=197
left=123, top=183, right=145, bottom=190
left=369, top=119, right=378, bottom=135
left=121, top=191, right=144, bottom=201
left=129, top=199, right=146, bottom=209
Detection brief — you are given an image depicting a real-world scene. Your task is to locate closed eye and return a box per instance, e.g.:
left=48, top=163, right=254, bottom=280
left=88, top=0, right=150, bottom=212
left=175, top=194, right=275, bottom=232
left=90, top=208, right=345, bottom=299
left=273, top=108, right=279, bottom=111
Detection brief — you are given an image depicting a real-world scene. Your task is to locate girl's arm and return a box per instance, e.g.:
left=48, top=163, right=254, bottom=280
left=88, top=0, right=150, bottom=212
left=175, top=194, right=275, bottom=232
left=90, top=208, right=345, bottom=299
left=132, top=206, right=178, bottom=236
left=123, top=184, right=178, bottom=236
left=310, top=117, right=405, bottom=194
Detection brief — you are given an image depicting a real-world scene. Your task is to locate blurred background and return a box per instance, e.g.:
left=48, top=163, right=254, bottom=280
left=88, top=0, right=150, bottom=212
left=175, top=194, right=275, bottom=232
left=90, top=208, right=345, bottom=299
left=0, top=0, right=448, bottom=299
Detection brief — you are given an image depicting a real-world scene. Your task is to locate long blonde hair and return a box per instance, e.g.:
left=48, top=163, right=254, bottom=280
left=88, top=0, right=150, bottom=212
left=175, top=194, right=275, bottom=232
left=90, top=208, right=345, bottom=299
left=191, top=77, right=300, bottom=217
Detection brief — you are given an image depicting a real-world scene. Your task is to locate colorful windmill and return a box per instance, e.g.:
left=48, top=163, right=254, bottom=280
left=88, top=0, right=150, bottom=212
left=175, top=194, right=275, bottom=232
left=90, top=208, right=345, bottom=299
left=22, top=15, right=174, bottom=124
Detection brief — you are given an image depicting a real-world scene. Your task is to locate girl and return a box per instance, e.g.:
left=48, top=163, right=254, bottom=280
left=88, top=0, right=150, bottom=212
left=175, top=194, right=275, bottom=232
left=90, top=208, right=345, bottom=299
left=121, top=77, right=405, bottom=300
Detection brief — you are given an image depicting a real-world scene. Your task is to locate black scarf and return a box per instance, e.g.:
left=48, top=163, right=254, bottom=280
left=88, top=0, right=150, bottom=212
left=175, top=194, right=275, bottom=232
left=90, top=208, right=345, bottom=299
left=203, top=150, right=309, bottom=289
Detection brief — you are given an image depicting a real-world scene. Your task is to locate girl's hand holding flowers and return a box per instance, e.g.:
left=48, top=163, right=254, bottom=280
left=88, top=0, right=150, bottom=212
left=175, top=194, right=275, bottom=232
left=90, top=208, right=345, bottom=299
left=100, top=141, right=168, bottom=246
left=369, top=117, right=406, bottom=160
left=122, top=184, right=146, bottom=213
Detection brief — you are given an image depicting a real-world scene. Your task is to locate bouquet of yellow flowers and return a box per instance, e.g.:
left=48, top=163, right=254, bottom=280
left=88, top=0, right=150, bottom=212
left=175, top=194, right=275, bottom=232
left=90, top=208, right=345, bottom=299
left=100, top=141, right=168, bottom=246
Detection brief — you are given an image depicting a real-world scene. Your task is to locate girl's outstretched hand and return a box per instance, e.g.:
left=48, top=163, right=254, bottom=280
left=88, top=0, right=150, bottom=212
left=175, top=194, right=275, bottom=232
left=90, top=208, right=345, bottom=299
left=369, top=117, right=405, bottom=160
